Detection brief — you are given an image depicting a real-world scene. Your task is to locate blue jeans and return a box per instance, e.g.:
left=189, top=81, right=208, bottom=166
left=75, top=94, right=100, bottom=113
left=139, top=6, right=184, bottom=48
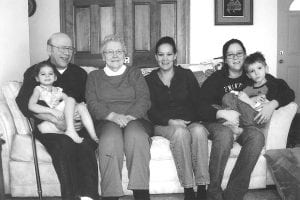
left=204, top=122, right=265, bottom=200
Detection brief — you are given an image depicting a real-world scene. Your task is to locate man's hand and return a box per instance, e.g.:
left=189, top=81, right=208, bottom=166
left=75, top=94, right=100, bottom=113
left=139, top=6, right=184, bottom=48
left=53, top=118, right=67, bottom=131
left=168, top=119, right=191, bottom=127
left=51, top=110, right=64, bottom=120
left=73, top=109, right=83, bottom=131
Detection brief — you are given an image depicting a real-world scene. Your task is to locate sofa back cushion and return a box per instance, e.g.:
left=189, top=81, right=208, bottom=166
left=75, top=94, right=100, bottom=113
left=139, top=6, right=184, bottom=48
left=1, top=63, right=219, bottom=136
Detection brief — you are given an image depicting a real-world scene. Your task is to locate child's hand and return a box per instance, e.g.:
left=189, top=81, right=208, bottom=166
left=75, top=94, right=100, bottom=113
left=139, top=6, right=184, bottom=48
left=52, top=110, right=64, bottom=120
left=256, top=94, right=267, bottom=103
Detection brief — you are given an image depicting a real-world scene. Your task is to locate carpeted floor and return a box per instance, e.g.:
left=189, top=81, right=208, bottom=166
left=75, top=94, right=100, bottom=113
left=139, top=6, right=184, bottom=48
left=5, top=187, right=281, bottom=200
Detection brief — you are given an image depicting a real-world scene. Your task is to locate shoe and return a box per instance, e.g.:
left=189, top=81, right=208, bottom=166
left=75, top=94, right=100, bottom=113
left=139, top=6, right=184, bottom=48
left=101, top=197, right=119, bottom=200
left=133, top=190, right=150, bottom=200
left=184, top=188, right=196, bottom=200
left=196, top=185, right=207, bottom=200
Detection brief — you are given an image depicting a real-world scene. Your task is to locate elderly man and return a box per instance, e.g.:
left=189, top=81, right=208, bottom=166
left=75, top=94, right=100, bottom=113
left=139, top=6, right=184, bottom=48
left=16, top=32, right=98, bottom=200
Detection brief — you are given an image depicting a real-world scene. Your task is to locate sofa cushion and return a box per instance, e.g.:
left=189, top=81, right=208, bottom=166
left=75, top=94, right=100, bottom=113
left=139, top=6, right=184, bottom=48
left=1, top=82, right=30, bottom=135
left=10, top=134, right=52, bottom=163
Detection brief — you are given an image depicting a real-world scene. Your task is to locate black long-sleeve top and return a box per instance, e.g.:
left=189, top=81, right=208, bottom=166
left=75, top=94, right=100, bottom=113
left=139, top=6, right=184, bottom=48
left=198, top=68, right=249, bottom=122
left=146, top=65, right=201, bottom=126
left=198, top=68, right=295, bottom=122
left=250, top=74, right=295, bottom=107
left=16, top=59, right=87, bottom=118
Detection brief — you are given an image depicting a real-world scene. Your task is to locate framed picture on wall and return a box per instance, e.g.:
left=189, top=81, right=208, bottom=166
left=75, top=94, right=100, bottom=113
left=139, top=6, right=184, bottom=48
left=215, top=0, right=253, bottom=25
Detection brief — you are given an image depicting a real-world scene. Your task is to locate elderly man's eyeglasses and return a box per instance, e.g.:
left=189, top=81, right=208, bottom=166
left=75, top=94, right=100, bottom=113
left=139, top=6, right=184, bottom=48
left=49, top=44, right=75, bottom=54
left=104, top=49, right=124, bottom=57
left=226, top=52, right=244, bottom=59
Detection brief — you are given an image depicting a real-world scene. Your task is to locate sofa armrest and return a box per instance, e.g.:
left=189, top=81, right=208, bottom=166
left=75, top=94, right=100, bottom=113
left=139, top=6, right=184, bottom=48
left=0, top=100, right=17, bottom=193
left=0, top=101, right=17, bottom=154
left=265, top=102, right=298, bottom=150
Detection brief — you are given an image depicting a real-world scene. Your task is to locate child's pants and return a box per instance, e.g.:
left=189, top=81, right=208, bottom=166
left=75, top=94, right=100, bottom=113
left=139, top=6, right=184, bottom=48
left=222, top=93, right=264, bottom=128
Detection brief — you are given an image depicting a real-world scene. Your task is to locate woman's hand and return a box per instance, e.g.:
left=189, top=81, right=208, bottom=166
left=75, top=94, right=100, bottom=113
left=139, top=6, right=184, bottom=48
left=107, top=112, right=130, bottom=127
left=168, top=119, right=191, bottom=127
left=216, top=109, right=240, bottom=126
left=254, top=100, right=278, bottom=124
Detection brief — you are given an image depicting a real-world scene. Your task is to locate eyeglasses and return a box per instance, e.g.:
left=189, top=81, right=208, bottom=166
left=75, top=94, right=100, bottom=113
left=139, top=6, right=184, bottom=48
left=226, top=52, right=244, bottom=59
left=103, top=49, right=124, bottom=57
left=49, top=44, right=75, bottom=54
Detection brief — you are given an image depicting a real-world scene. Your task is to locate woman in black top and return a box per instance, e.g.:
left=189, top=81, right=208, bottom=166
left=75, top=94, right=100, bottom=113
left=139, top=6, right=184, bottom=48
left=146, top=37, right=209, bottom=200
left=198, top=39, right=280, bottom=200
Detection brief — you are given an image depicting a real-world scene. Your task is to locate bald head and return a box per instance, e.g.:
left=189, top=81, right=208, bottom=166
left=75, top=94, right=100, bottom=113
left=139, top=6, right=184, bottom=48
left=47, top=32, right=74, bottom=69
left=47, top=32, right=72, bottom=47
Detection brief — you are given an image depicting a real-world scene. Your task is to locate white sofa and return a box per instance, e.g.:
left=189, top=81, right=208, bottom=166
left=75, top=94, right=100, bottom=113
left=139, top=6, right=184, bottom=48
left=0, top=64, right=298, bottom=197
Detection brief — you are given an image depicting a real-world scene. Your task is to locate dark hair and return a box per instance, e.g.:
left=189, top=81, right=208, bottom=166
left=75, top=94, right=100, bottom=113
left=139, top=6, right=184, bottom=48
left=33, top=61, right=57, bottom=78
left=155, top=36, right=177, bottom=54
left=243, top=51, right=267, bottom=72
left=222, top=38, right=246, bottom=62
left=222, top=39, right=246, bottom=72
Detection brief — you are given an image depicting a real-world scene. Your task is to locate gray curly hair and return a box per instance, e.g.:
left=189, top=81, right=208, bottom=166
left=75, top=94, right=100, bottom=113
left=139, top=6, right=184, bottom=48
left=100, top=34, right=127, bottom=56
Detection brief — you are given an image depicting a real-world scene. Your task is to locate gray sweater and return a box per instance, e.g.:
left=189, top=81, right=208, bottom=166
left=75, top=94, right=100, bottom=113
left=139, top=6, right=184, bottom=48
left=86, top=66, right=151, bottom=120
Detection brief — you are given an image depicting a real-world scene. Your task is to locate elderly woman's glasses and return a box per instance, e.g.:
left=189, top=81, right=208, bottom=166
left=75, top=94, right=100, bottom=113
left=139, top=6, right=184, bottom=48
left=49, top=44, right=75, bottom=54
left=104, top=49, right=124, bottom=57
left=226, top=52, right=244, bottom=59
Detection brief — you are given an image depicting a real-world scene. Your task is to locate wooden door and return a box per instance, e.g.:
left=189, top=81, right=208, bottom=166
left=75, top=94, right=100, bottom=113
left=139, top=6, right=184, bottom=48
left=60, top=0, right=189, bottom=68
left=278, top=0, right=300, bottom=111
left=126, top=0, right=190, bottom=68
left=60, top=0, right=125, bottom=67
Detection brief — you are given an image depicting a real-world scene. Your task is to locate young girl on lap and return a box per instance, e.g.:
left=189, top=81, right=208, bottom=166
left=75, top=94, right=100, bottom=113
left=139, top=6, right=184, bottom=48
left=28, top=61, right=98, bottom=143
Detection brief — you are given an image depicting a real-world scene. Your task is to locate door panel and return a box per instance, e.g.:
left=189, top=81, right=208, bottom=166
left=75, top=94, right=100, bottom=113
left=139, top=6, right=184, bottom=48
left=100, top=7, right=115, bottom=42
left=75, top=7, right=90, bottom=52
left=160, top=3, right=176, bottom=38
left=134, top=4, right=151, bottom=51
left=278, top=0, right=300, bottom=111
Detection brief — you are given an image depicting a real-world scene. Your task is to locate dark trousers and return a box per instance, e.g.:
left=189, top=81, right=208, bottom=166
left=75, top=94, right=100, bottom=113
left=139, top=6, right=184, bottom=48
left=96, top=119, right=152, bottom=197
left=36, top=128, right=98, bottom=200
left=204, top=122, right=265, bottom=200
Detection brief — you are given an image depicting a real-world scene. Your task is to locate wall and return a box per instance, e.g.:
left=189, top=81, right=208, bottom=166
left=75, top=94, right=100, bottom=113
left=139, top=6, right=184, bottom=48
left=29, top=0, right=60, bottom=65
left=0, top=0, right=30, bottom=84
left=27, top=0, right=278, bottom=75
left=190, top=0, right=278, bottom=76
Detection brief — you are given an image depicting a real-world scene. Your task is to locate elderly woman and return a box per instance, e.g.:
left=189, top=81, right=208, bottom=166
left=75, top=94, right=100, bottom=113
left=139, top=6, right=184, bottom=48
left=86, top=35, right=152, bottom=200
left=145, top=36, right=209, bottom=200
